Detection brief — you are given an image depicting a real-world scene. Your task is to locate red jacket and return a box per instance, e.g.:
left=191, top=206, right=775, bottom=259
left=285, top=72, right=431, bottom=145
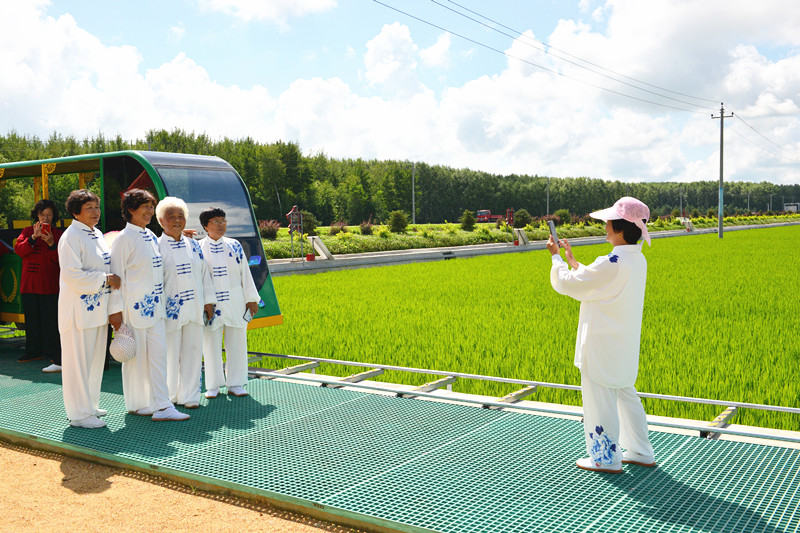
left=14, top=225, right=63, bottom=295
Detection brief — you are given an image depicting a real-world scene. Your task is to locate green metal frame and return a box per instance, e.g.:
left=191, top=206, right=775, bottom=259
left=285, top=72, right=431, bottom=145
left=0, top=151, right=281, bottom=327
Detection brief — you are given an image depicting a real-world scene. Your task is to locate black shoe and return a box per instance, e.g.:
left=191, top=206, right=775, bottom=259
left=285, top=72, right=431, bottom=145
left=17, top=355, right=45, bottom=363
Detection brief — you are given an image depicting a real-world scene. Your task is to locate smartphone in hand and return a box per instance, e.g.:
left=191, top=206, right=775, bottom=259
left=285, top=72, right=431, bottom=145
left=547, top=220, right=562, bottom=247
left=243, top=308, right=253, bottom=323
left=41, top=222, right=51, bottom=234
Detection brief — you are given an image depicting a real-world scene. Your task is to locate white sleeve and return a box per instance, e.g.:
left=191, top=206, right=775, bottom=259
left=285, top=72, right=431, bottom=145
left=550, top=254, right=622, bottom=302
left=108, top=234, right=128, bottom=315
left=57, top=233, right=106, bottom=294
left=237, top=242, right=260, bottom=303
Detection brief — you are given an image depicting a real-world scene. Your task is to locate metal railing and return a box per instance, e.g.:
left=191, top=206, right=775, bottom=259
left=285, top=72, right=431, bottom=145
left=247, top=351, right=800, bottom=445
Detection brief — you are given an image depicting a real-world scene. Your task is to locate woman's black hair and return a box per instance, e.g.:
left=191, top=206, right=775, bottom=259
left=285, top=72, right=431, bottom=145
left=199, top=207, right=226, bottom=229
left=31, top=198, right=60, bottom=223
left=64, top=190, right=99, bottom=218
left=611, top=218, right=643, bottom=245
left=121, top=189, right=157, bottom=222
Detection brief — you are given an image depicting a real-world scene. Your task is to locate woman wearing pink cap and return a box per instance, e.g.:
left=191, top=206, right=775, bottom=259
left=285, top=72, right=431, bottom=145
left=547, top=196, right=655, bottom=473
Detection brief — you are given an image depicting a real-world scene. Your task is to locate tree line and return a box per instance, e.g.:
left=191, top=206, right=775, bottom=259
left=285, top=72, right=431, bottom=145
left=2, top=129, right=798, bottom=226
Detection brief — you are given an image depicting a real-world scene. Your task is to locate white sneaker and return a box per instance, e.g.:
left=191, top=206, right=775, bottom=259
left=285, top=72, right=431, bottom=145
left=576, top=457, right=622, bottom=474
left=622, top=451, right=656, bottom=467
left=42, top=364, right=62, bottom=373
left=95, top=409, right=108, bottom=417
left=205, top=388, right=219, bottom=399
left=152, top=405, right=190, bottom=421
left=184, top=401, right=200, bottom=409
left=227, top=386, right=248, bottom=397
left=69, top=416, right=106, bottom=429
left=135, top=407, right=155, bottom=416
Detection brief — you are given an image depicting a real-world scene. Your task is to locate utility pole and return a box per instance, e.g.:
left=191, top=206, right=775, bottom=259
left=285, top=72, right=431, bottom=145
left=712, top=103, right=733, bottom=238
left=546, top=177, right=550, bottom=215
left=411, top=162, right=416, bottom=224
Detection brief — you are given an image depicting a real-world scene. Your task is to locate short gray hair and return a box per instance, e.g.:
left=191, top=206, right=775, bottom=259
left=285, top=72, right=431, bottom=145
left=156, top=196, right=189, bottom=226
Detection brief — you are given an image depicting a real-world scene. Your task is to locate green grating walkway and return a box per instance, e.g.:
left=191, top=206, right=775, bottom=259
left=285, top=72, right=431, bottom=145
left=0, top=341, right=798, bottom=533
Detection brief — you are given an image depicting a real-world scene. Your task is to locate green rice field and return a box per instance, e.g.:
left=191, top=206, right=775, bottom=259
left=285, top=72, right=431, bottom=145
left=249, top=225, right=800, bottom=430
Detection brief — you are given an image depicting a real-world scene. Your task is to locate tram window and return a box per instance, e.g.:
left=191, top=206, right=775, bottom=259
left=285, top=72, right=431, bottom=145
left=156, top=168, right=257, bottom=238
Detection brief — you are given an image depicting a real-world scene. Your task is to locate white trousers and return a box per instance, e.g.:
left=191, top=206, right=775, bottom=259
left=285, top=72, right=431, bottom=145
left=166, top=322, right=203, bottom=405
left=121, top=320, right=171, bottom=413
left=581, top=373, right=654, bottom=466
left=203, top=325, right=248, bottom=390
left=61, top=325, right=107, bottom=422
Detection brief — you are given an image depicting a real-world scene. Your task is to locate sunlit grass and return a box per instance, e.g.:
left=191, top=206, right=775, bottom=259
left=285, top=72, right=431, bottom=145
left=250, top=225, right=800, bottom=430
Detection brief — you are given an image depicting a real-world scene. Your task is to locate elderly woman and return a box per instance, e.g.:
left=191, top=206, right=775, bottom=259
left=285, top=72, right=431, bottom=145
left=58, top=190, right=120, bottom=428
left=199, top=207, right=259, bottom=398
left=15, top=199, right=64, bottom=371
left=108, top=189, right=189, bottom=421
left=156, top=197, right=216, bottom=409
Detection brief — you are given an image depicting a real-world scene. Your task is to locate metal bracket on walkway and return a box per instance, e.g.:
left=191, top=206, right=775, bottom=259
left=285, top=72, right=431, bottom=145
left=513, top=228, right=530, bottom=245
left=700, top=406, right=738, bottom=440
left=398, top=376, right=457, bottom=398
left=322, top=368, right=384, bottom=389
left=308, top=236, right=334, bottom=260
left=258, top=361, right=320, bottom=379
left=484, top=385, right=537, bottom=409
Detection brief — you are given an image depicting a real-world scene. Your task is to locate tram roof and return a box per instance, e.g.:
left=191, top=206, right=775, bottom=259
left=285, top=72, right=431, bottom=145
left=0, top=151, right=233, bottom=180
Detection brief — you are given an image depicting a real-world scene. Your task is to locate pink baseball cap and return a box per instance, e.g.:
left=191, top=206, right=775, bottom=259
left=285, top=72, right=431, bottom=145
left=589, top=196, right=651, bottom=246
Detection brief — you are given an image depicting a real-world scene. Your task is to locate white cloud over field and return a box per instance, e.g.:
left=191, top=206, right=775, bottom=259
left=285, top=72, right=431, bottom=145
left=2, top=0, right=800, bottom=183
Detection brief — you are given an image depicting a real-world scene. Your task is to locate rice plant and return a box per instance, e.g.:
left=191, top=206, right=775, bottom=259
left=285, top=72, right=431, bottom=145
left=250, top=225, right=800, bottom=430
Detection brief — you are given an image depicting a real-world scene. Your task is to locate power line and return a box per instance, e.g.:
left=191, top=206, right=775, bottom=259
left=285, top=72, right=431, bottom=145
left=726, top=123, right=800, bottom=164
left=434, top=0, right=719, bottom=111
left=731, top=113, right=800, bottom=161
left=373, top=0, right=708, bottom=114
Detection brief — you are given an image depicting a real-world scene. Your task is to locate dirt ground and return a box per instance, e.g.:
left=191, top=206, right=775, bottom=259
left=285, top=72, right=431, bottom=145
left=0, top=440, right=363, bottom=533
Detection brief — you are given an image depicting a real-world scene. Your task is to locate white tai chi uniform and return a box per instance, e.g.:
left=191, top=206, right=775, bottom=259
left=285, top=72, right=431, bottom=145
left=200, top=235, right=259, bottom=391
left=57, top=220, right=112, bottom=423
left=550, top=244, right=654, bottom=467
left=109, top=223, right=170, bottom=413
left=159, top=234, right=215, bottom=404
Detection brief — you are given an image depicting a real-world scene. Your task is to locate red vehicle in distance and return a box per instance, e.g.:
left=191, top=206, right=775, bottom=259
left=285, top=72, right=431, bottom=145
left=476, top=209, right=513, bottom=224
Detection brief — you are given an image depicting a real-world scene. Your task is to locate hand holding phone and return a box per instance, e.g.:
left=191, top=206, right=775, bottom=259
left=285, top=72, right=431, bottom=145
left=41, top=222, right=51, bottom=234
left=242, top=307, right=253, bottom=323
left=547, top=221, right=562, bottom=248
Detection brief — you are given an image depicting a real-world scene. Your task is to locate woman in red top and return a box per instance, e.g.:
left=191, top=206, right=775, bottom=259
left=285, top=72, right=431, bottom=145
left=14, top=199, right=63, bottom=371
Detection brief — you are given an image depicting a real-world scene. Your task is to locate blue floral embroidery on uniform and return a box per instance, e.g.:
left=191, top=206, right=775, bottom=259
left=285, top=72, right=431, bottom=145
left=80, top=291, right=103, bottom=312
left=190, top=239, right=204, bottom=259
left=166, top=294, right=183, bottom=320
left=228, top=240, right=243, bottom=264
left=588, top=426, right=617, bottom=465
left=133, top=291, right=159, bottom=318
left=608, top=254, right=619, bottom=263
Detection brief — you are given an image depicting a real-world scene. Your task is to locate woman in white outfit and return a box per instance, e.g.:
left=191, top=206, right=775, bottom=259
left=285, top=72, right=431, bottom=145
left=109, top=189, right=189, bottom=421
left=156, top=197, right=216, bottom=409
left=548, top=197, right=655, bottom=473
left=58, top=190, right=121, bottom=429
left=199, top=207, right=259, bottom=398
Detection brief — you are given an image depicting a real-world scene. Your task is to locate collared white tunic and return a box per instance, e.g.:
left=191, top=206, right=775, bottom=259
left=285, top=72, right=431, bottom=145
left=109, top=223, right=170, bottom=413
left=58, top=220, right=112, bottom=332
left=199, top=235, right=259, bottom=328
left=57, top=219, right=112, bottom=422
left=109, top=223, right=165, bottom=328
left=550, top=244, right=647, bottom=389
left=158, top=234, right=216, bottom=331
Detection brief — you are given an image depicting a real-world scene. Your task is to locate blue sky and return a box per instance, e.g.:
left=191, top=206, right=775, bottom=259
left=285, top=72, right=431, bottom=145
left=2, top=0, right=800, bottom=183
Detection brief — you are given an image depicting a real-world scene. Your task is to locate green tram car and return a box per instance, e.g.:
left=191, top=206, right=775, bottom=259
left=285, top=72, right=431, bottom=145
left=0, top=151, right=281, bottom=329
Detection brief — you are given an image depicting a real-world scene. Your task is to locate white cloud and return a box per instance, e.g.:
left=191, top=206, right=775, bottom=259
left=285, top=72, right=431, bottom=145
left=364, top=23, right=423, bottom=97
left=2, top=0, right=800, bottom=185
left=197, top=0, right=336, bottom=26
left=169, top=21, right=186, bottom=41
left=420, top=33, right=451, bottom=70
